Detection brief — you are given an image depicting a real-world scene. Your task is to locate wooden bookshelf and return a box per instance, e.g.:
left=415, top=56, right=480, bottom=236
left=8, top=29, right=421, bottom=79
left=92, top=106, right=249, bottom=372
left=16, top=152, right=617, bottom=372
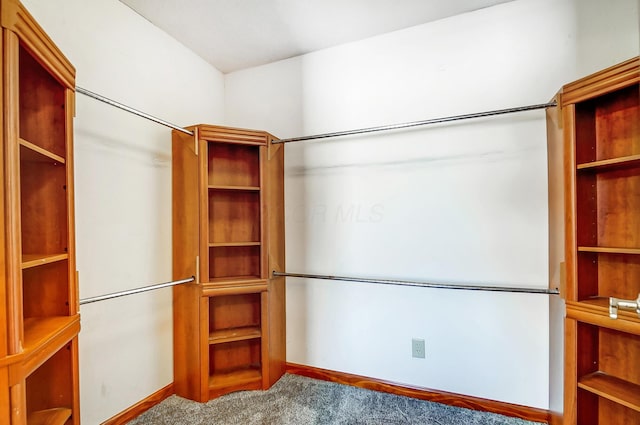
left=173, top=125, right=285, bottom=402
left=0, top=0, right=80, bottom=423
left=554, top=57, right=640, bottom=425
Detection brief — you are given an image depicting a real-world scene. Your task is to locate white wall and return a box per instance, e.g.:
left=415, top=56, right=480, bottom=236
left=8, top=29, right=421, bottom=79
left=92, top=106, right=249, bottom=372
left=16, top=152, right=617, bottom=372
left=226, top=0, right=638, bottom=410
left=21, top=0, right=224, bottom=423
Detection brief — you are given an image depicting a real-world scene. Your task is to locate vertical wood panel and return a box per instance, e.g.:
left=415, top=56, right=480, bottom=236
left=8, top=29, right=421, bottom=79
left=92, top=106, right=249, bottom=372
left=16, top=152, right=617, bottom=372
left=266, top=138, right=285, bottom=386
left=3, top=29, right=23, bottom=354
left=171, top=130, right=202, bottom=401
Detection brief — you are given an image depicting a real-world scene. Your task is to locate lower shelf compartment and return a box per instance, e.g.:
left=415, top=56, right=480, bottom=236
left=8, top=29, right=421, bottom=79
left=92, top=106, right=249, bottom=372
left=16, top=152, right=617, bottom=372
left=578, top=387, right=640, bottom=425
left=209, top=367, right=262, bottom=390
left=27, top=407, right=72, bottom=425
left=578, top=372, right=640, bottom=412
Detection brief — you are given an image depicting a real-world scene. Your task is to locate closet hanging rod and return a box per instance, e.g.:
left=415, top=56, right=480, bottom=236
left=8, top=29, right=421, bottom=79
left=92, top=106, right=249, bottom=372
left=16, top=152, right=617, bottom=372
left=274, top=271, right=559, bottom=295
left=79, top=276, right=195, bottom=305
left=273, top=101, right=557, bottom=144
left=75, top=86, right=194, bottom=136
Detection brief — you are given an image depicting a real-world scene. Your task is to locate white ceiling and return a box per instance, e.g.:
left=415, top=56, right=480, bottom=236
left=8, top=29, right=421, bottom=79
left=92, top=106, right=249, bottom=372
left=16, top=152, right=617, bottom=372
left=120, top=0, right=514, bottom=74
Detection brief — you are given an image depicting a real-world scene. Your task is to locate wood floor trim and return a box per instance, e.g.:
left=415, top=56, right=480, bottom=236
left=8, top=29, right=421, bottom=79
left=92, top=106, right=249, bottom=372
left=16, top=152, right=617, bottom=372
left=100, top=383, right=174, bottom=425
left=286, top=363, right=551, bottom=424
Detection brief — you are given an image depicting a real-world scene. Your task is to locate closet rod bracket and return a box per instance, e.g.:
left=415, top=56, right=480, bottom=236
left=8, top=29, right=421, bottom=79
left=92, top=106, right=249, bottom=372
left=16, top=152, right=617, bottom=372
left=609, top=294, right=640, bottom=319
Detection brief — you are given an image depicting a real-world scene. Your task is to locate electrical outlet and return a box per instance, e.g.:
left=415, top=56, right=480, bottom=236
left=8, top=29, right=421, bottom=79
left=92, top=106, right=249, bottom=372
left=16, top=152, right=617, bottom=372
left=412, top=338, right=425, bottom=359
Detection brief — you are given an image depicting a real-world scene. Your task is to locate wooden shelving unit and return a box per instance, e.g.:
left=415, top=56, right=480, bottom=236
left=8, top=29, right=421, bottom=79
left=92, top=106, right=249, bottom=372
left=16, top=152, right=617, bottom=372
left=554, top=57, right=640, bottom=425
left=0, top=0, right=79, bottom=423
left=172, top=125, right=285, bottom=402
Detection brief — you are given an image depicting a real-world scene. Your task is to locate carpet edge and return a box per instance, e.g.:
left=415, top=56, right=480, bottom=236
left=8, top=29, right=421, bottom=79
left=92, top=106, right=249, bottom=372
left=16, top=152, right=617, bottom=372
left=286, top=362, right=551, bottom=424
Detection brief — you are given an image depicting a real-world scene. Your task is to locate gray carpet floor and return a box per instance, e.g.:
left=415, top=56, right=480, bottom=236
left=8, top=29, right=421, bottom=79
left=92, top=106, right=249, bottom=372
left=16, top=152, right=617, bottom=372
left=127, top=374, right=545, bottom=425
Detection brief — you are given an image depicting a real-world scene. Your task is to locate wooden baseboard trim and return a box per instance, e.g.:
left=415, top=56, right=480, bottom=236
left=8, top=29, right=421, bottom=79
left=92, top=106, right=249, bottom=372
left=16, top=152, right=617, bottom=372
left=286, top=363, right=550, bottom=424
left=100, top=383, right=174, bottom=425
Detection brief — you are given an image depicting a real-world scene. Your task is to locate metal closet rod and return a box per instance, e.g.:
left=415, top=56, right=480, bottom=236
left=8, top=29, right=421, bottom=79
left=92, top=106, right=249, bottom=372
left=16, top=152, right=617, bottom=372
left=274, top=271, right=559, bottom=295
left=273, top=101, right=557, bottom=144
left=79, top=276, right=195, bottom=305
left=75, top=86, right=194, bottom=136
left=75, top=87, right=555, bottom=143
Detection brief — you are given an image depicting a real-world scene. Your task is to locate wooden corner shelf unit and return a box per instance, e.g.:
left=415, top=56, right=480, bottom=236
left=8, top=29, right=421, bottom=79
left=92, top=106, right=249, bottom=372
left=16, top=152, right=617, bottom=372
left=0, top=0, right=80, bottom=424
left=551, top=57, right=640, bottom=425
left=172, top=125, right=285, bottom=402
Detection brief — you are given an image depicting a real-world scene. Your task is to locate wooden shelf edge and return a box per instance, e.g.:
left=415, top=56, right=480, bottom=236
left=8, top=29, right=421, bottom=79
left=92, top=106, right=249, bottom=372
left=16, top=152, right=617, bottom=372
left=208, top=367, right=262, bottom=389
left=578, top=372, right=640, bottom=412
left=209, top=326, right=261, bottom=344
left=577, top=154, right=640, bottom=171
left=21, top=253, right=68, bottom=269
left=9, top=315, right=80, bottom=385
left=22, top=316, right=79, bottom=350
left=578, top=246, right=640, bottom=255
left=27, top=407, right=72, bottom=425
left=206, top=276, right=265, bottom=284
left=209, top=185, right=260, bottom=191
left=209, top=242, right=261, bottom=247
left=19, top=138, right=66, bottom=163
left=202, top=281, right=267, bottom=296
left=566, top=301, right=640, bottom=335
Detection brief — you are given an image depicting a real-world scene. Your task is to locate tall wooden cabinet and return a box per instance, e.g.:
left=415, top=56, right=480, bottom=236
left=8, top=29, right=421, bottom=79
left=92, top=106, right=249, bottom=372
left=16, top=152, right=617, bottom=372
left=550, top=58, right=640, bottom=424
left=0, top=0, right=79, bottom=424
left=172, top=125, right=285, bottom=402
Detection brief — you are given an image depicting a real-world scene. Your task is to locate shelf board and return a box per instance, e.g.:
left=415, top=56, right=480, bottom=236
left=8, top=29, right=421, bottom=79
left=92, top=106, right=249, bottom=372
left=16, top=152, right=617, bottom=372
left=209, top=242, right=261, bottom=248
left=577, top=154, right=640, bottom=171
left=578, top=246, right=640, bottom=255
left=578, top=372, right=640, bottom=412
left=209, top=367, right=261, bottom=389
left=21, top=253, right=68, bottom=269
left=27, top=407, right=72, bottom=425
left=20, top=139, right=65, bottom=164
left=209, top=185, right=260, bottom=191
left=23, top=316, right=77, bottom=352
left=209, top=326, right=261, bottom=345
left=207, top=276, right=264, bottom=285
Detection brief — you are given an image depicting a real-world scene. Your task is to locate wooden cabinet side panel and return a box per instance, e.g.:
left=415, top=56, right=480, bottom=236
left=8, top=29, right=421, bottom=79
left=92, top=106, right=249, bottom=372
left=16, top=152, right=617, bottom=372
left=3, top=29, right=21, bottom=354
left=172, top=131, right=199, bottom=281
left=547, top=94, right=565, bottom=296
left=198, top=134, right=209, bottom=283
left=9, top=381, right=24, bottom=424
left=172, top=131, right=202, bottom=400
left=562, top=104, right=578, bottom=302
left=0, top=368, right=8, bottom=425
left=69, top=336, right=79, bottom=425
left=64, top=88, right=77, bottom=315
left=0, top=25, right=6, bottom=359
left=173, top=283, right=201, bottom=400
left=564, top=318, right=578, bottom=425
left=266, top=140, right=285, bottom=386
